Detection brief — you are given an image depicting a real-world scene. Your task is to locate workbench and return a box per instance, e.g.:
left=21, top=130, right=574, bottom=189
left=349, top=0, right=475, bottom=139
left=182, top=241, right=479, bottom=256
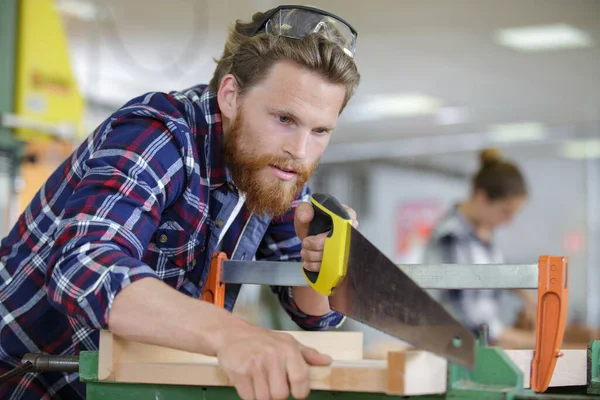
left=71, top=330, right=600, bottom=399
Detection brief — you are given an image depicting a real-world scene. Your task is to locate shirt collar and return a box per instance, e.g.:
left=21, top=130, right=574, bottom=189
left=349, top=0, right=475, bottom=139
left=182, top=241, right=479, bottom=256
left=197, top=86, right=234, bottom=189
left=432, top=204, right=474, bottom=242
left=448, top=204, right=494, bottom=246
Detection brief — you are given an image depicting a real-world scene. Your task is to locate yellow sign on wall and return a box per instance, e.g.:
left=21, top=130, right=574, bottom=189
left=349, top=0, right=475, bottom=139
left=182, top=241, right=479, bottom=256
left=14, top=0, right=85, bottom=143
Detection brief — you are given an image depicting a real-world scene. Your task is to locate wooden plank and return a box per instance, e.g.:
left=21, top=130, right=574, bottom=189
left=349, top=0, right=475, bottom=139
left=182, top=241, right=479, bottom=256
left=98, top=331, right=589, bottom=395
left=504, top=349, right=588, bottom=388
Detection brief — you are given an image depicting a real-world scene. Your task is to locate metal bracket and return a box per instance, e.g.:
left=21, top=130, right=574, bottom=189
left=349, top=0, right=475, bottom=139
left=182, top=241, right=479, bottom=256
left=447, top=338, right=524, bottom=400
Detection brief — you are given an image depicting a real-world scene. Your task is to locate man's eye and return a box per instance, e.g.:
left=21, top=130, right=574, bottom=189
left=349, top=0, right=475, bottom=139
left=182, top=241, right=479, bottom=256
left=277, top=115, right=290, bottom=124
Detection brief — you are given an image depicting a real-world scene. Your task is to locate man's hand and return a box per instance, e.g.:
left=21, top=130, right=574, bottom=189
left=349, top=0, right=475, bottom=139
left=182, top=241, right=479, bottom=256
left=218, top=326, right=332, bottom=400
left=109, top=278, right=331, bottom=400
left=294, top=201, right=358, bottom=274
left=290, top=200, right=358, bottom=316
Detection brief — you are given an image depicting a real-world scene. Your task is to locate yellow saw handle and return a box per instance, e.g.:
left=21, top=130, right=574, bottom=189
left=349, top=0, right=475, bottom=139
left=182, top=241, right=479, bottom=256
left=302, top=193, right=352, bottom=296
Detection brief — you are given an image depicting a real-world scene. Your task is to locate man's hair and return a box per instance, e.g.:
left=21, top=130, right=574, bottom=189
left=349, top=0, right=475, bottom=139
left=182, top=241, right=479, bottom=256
left=472, top=148, right=528, bottom=201
left=208, top=8, right=360, bottom=111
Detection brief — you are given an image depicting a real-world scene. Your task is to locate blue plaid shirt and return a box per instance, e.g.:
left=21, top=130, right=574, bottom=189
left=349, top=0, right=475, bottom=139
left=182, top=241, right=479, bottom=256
left=0, top=84, right=344, bottom=399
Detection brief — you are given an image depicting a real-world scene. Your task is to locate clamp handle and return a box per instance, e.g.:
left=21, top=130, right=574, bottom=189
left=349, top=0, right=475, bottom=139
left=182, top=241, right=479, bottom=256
left=200, top=252, right=227, bottom=308
left=530, top=255, right=569, bottom=392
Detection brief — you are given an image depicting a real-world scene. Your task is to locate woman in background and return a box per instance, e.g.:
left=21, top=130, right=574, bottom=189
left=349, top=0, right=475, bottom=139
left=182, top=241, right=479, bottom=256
left=423, top=148, right=537, bottom=349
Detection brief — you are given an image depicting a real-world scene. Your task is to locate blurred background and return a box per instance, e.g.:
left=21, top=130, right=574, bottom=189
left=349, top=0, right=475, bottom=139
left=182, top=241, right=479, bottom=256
left=0, top=0, right=598, bottom=357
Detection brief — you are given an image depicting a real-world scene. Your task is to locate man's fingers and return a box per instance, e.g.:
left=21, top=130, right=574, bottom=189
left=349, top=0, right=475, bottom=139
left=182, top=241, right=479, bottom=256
left=300, top=248, right=323, bottom=263
left=343, top=205, right=359, bottom=228
left=343, top=205, right=356, bottom=220
left=302, top=232, right=327, bottom=251
left=296, top=201, right=314, bottom=223
left=301, top=345, right=332, bottom=366
left=231, top=373, right=254, bottom=400
left=294, top=202, right=314, bottom=240
left=285, top=349, right=310, bottom=399
left=267, top=353, right=290, bottom=400
left=251, top=363, right=270, bottom=400
left=302, top=261, right=322, bottom=273
left=301, top=231, right=327, bottom=272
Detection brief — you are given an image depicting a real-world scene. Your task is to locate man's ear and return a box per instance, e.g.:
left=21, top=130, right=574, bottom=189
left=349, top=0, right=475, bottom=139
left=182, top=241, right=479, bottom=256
left=217, top=74, right=238, bottom=120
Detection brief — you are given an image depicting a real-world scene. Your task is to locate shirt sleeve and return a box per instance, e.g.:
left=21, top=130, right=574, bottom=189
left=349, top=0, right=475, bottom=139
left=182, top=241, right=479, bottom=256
left=255, top=185, right=345, bottom=331
left=45, top=111, right=186, bottom=330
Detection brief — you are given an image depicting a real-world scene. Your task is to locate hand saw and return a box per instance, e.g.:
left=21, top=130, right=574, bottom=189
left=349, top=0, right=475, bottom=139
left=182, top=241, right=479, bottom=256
left=201, top=192, right=475, bottom=367
left=200, top=193, right=569, bottom=383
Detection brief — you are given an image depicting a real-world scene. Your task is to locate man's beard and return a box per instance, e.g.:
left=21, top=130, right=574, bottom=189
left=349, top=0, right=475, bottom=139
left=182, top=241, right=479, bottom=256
left=223, top=111, right=318, bottom=218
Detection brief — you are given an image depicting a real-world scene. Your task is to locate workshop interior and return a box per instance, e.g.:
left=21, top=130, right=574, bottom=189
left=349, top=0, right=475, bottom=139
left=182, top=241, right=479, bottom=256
left=0, top=0, right=599, bottom=399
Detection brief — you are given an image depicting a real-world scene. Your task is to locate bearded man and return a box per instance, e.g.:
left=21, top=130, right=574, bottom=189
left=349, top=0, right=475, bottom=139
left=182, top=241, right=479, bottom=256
left=0, top=5, right=360, bottom=400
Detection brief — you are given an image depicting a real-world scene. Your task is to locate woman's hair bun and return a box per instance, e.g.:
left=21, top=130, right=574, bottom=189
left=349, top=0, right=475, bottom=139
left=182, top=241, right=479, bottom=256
left=479, top=148, right=503, bottom=167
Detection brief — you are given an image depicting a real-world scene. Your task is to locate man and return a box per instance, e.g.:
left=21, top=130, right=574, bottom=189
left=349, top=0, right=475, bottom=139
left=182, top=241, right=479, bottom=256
left=0, top=5, right=360, bottom=400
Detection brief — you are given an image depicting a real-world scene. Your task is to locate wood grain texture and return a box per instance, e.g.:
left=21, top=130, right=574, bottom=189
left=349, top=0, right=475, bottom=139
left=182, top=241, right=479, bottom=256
left=98, top=331, right=588, bottom=395
left=99, top=330, right=363, bottom=365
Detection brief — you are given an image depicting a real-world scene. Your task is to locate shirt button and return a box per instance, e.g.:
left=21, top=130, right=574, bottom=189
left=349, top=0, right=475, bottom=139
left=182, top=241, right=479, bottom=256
left=159, top=234, right=168, bottom=243
left=227, top=183, right=235, bottom=192
left=191, top=259, right=196, bottom=267
left=198, top=279, right=203, bottom=287
left=215, top=219, right=223, bottom=228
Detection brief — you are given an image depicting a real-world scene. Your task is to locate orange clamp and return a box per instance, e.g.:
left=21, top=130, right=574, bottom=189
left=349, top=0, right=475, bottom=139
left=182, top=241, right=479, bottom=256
left=199, top=252, right=228, bottom=308
left=530, top=255, right=569, bottom=392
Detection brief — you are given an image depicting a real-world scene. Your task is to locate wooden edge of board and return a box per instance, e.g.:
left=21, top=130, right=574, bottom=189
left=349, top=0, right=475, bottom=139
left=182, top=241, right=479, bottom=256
left=386, top=350, right=406, bottom=394
left=386, top=349, right=447, bottom=396
left=97, top=330, right=115, bottom=380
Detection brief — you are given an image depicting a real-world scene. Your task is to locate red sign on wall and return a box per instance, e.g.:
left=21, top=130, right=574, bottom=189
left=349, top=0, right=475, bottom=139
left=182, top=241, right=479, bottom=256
left=396, top=199, right=446, bottom=262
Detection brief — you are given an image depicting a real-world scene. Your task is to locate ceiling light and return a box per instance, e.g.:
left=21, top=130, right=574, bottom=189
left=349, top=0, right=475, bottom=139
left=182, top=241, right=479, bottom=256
left=561, top=139, right=600, bottom=159
left=494, top=24, right=594, bottom=52
left=346, top=94, right=444, bottom=122
left=488, top=122, right=546, bottom=143
left=435, top=106, right=470, bottom=126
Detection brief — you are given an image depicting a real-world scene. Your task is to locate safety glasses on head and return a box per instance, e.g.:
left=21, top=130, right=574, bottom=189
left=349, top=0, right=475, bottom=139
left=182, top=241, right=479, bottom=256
left=250, top=5, right=358, bottom=58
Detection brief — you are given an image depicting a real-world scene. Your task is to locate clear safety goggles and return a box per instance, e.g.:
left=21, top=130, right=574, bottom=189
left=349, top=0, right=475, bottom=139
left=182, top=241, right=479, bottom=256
left=251, top=5, right=358, bottom=58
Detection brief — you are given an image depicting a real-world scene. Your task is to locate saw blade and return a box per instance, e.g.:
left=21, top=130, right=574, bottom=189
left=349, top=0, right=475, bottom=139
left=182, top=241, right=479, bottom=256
left=328, top=227, right=476, bottom=368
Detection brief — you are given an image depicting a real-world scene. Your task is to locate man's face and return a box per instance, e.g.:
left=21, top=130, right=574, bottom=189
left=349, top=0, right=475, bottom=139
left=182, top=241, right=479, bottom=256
left=221, top=61, right=346, bottom=217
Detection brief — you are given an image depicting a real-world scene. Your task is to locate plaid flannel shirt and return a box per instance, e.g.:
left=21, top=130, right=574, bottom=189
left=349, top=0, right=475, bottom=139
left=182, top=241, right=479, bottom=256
left=0, top=84, right=344, bottom=399
left=422, top=205, right=507, bottom=340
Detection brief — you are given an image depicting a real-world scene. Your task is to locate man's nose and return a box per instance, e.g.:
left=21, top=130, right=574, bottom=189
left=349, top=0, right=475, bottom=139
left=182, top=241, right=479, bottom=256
left=283, top=130, right=310, bottom=159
